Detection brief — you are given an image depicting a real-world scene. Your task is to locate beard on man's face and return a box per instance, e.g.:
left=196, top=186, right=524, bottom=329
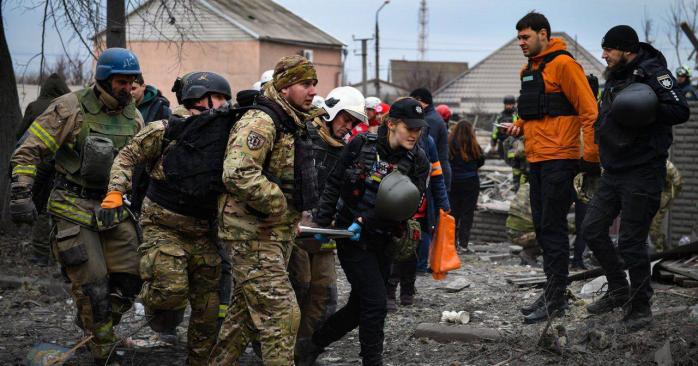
left=114, top=89, right=132, bottom=106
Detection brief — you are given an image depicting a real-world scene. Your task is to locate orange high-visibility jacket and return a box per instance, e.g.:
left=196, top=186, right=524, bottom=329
left=514, top=38, right=599, bottom=163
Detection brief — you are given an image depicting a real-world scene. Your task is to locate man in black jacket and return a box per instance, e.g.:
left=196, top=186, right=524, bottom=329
left=582, top=25, right=689, bottom=331
left=410, top=88, right=452, bottom=190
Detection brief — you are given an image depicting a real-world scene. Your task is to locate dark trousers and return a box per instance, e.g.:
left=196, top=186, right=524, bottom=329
left=415, top=218, right=431, bottom=272
left=582, top=167, right=663, bottom=306
left=312, top=238, right=391, bottom=366
left=573, top=198, right=588, bottom=263
left=449, top=176, right=480, bottom=248
left=388, top=256, right=417, bottom=296
left=529, top=160, right=576, bottom=292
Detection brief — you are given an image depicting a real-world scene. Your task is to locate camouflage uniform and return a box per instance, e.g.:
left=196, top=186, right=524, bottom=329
left=211, top=57, right=316, bottom=365
left=506, top=182, right=539, bottom=257
left=11, top=85, right=143, bottom=359
left=649, top=160, right=683, bottom=251
left=288, top=117, right=340, bottom=341
left=503, top=135, right=528, bottom=192
left=107, top=110, right=222, bottom=365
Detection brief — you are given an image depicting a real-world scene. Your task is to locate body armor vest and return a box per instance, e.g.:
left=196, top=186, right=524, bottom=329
left=518, top=50, right=582, bottom=120
left=338, top=134, right=416, bottom=232
left=55, top=88, right=138, bottom=190
left=307, top=122, right=343, bottom=193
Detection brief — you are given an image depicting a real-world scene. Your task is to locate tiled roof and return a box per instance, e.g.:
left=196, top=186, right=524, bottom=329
left=434, top=32, right=605, bottom=114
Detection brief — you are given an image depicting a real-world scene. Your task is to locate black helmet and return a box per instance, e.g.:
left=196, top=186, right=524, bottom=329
left=172, top=71, right=232, bottom=105
left=375, top=170, right=421, bottom=222
left=503, top=95, right=516, bottom=104
left=611, top=82, right=658, bottom=127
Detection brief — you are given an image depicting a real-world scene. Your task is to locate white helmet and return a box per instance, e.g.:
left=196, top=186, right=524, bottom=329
left=259, top=69, right=274, bottom=86
left=251, top=81, right=262, bottom=91
left=312, top=95, right=325, bottom=108
left=365, top=96, right=382, bottom=110
left=323, top=86, right=368, bottom=123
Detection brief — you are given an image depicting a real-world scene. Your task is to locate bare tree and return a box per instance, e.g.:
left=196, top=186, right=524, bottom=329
left=1, top=0, right=201, bottom=228
left=665, top=0, right=698, bottom=67
left=400, top=63, right=447, bottom=94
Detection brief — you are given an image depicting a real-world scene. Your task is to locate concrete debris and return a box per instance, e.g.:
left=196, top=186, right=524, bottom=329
left=653, top=340, right=673, bottom=366
left=587, top=329, right=610, bottom=350
left=438, top=277, right=471, bottom=292
left=689, top=304, right=698, bottom=324
left=414, top=323, right=502, bottom=343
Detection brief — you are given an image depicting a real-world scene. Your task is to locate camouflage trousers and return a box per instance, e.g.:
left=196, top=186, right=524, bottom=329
left=287, top=242, right=337, bottom=339
left=138, top=201, right=222, bottom=366
left=210, top=240, right=300, bottom=366
left=649, top=199, right=674, bottom=252
left=50, top=216, right=141, bottom=360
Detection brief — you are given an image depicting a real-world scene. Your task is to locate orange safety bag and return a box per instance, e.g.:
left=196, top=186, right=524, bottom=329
left=429, top=209, right=460, bottom=280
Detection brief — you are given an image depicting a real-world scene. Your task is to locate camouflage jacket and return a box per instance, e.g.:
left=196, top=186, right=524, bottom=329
left=506, top=182, right=534, bottom=233
left=662, top=160, right=683, bottom=206
left=12, top=87, right=143, bottom=227
left=218, top=84, right=312, bottom=242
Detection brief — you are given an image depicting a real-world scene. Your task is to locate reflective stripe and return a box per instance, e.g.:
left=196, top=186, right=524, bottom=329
left=218, top=304, right=229, bottom=318
left=48, top=200, right=94, bottom=225
left=430, top=161, right=443, bottom=177
left=28, top=121, right=59, bottom=153
left=12, top=164, right=37, bottom=176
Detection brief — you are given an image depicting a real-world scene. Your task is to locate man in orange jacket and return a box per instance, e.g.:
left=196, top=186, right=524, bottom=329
left=503, top=12, right=599, bottom=324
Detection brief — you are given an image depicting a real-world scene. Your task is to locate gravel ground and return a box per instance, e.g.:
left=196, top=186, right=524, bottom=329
left=1, top=230, right=697, bottom=365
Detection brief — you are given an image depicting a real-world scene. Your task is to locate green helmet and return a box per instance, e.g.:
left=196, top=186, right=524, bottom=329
left=375, top=170, right=421, bottom=221
left=574, top=173, right=600, bottom=204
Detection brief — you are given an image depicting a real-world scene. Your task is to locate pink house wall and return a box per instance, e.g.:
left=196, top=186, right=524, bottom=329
left=128, top=40, right=261, bottom=103
left=126, top=40, right=342, bottom=104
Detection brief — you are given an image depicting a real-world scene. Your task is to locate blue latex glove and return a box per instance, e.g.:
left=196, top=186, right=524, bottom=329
left=348, top=222, right=362, bottom=241
left=314, top=233, right=328, bottom=243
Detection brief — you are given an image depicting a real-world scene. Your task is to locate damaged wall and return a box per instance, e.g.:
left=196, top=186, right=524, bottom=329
left=669, top=101, right=698, bottom=245
left=470, top=210, right=508, bottom=244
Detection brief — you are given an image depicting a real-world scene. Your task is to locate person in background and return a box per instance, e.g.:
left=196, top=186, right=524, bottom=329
left=675, top=66, right=697, bottom=101
left=649, top=160, right=683, bottom=251
left=351, top=96, right=384, bottom=138
left=411, top=87, right=452, bottom=190
left=489, top=95, right=518, bottom=159
left=448, top=120, right=485, bottom=251
left=436, top=104, right=452, bottom=127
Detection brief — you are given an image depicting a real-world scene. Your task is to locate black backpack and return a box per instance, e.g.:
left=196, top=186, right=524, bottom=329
left=161, top=93, right=289, bottom=199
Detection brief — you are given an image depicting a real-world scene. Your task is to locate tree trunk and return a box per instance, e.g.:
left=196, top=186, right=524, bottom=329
left=106, top=0, right=126, bottom=48
left=0, top=2, right=23, bottom=231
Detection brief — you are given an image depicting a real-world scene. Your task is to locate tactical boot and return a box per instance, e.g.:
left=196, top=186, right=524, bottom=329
left=520, top=292, right=545, bottom=316
left=400, top=293, right=414, bottom=306
left=523, top=290, right=567, bottom=324
left=157, top=331, right=177, bottom=345
left=587, top=286, right=630, bottom=315
left=621, top=303, right=653, bottom=332
left=295, top=337, right=324, bottom=366
left=518, top=248, right=539, bottom=266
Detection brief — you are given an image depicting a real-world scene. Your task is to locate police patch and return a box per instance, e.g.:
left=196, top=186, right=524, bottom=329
left=246, top=131, right=266, bottom=150
left=657, top=74, right=673, bottom=90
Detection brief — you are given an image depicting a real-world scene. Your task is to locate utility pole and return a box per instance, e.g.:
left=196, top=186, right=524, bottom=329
left=107, top=0, right=126, bottom=48
left=418, top=0, right=428, bottom=60
left=375, top=1, right=390, bottom=98
left=353, top=35, right=373, bottom=96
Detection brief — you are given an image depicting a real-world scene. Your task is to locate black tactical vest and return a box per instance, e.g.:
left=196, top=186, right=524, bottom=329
left=338, top=134, right=416, bottom=230
left=518, top=50, right=596, bottom=120
left=307, top=121, right=343, bottom=193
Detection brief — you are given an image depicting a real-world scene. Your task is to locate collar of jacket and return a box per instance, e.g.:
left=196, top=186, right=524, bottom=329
left=262, top=82, right=311, bottom=129
left=311, top=117, right=344, bottom=148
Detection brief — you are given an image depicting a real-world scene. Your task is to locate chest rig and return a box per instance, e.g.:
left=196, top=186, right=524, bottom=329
left=54, top=88, right=139, bottom=190
left=341, top=134, right=415, bottom=220
left=518, top=50, right=582, bottom=120
left=307, top=122, right=342, bottom=192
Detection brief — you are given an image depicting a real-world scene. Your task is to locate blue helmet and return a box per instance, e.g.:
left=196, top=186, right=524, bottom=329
left=95, top=48, right=141, bottom=81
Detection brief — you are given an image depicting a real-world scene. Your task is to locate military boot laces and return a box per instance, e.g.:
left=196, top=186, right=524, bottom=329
left=587, top=286, right=630, bottom=315
left=621, top=303, right=653, bottom=332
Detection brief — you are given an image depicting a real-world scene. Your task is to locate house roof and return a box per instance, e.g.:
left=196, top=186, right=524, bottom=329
left=101, top=0, right=344, bottom=48
left=434, top=32, right=606, bottom=114
left=203, top=0, right=344, bottom=47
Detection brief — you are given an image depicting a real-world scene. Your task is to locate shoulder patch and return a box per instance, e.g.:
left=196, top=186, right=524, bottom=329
left=657, top=74, right=673, bottom=90
left=247, top=131, right=266, bottom=150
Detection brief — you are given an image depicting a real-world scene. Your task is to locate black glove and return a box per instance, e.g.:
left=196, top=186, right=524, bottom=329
left=579, top=159, right=601, bottom=176
left=95, top=206, right=124, bottom=228
left=9, top=181, right=37, bottom=225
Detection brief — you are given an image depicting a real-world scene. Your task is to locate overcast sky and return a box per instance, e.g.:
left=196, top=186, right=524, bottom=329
left=4, top=0, right=693, bottom=84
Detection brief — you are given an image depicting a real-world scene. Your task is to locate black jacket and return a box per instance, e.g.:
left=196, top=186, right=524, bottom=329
left=597, top=43, right=690, bottom=172
left=314, top=125, right=430, bottom=233
left=19, top=73, right=71, bottom=139
left=424, top=104, right=452, bottom=190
